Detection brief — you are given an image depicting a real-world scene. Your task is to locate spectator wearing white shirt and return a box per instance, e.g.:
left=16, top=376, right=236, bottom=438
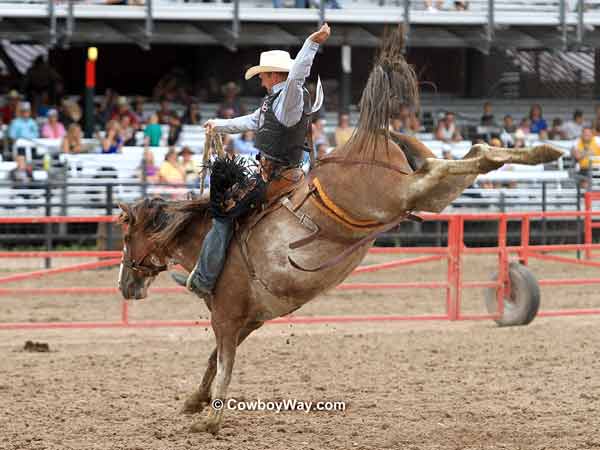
left=562, top=110, right=585, bottom=140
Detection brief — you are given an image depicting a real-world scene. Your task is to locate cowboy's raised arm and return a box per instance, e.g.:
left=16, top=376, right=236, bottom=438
left=274, top=23, right=330, bottom=127
left=204, top=108, right=260, bottom=134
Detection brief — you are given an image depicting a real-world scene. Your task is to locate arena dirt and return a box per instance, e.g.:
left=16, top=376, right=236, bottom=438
left=1, top=254, right=600, bottom=449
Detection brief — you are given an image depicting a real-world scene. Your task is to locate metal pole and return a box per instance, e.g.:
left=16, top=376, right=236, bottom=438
left=44, top=184, right=52, bottom=269
left=319, top=0, right=325, bottom=26
left=64, top=0, right=75, bottom=49
left=542, top=182, right=547, bottom=245
left=403, top=0, right=411, bottom=53
left=106, top=184, right=113, bottom=251
left=577, top=182, right=582, bottom=259
left=232, top=0, right=240, bottom=42
left=577, top=0, right=584, bottom=47
left=486, top=0, right=495, bottom=46
left=560, top=0, right=568, bottom=51
left=145, top=0, right=153, bottom=48
left=48, top=0, right=57, bottom=48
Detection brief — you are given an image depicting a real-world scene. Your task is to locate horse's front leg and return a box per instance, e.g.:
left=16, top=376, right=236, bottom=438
left=190, top=318, right=243, bottom=434
left=183, top=321, right=263, bottom=415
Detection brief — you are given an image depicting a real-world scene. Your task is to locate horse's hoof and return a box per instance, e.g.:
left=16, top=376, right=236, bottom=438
left=190, top=419, right=221, bottom=435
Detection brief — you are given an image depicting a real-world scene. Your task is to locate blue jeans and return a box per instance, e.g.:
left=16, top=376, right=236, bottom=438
left=194, top=217, right=234, bottom=290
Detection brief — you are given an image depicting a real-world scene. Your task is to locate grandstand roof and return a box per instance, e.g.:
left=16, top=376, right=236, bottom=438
left=2, top=1, right=600, bottom=50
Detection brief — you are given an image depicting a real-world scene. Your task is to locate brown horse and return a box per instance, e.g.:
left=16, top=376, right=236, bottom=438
left=117, top=31, right=561, bottom=433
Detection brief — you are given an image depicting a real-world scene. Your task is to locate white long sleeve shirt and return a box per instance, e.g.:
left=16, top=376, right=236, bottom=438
left=212, top=38, right=319, bottom=134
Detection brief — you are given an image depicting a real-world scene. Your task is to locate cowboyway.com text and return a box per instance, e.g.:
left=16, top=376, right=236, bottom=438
left=211, top=398, right=346, bottom=413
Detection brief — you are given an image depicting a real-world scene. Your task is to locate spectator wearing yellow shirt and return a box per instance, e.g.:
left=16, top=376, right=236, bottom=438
left=158, top=148, right=185, bottom=185
left=180, top=146, right=199, bottom=187
left=571, top=127, right=600, bottom=189
left=334, top=112, right=354, bottom=148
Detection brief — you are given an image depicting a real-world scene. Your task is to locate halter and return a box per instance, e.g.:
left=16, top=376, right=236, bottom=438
left=121, top=246, right=168, bottom=278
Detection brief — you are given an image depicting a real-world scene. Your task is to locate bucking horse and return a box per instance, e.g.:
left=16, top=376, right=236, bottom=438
left=117, top=29, right=561, bottom=433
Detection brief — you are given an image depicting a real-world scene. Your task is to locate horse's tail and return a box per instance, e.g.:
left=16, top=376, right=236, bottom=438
left=355, top=26, right=419, bottom=139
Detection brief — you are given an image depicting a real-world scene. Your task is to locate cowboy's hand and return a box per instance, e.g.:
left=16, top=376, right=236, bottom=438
left=204, top=119, right=216, bottom=134
left=309, top=23, right=330, bottom=45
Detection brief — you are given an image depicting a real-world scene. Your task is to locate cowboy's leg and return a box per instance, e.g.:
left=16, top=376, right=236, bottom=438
left=186, top=217, right=234, bottom=296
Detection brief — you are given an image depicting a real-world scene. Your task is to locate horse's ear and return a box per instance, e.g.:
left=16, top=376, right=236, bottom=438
left=117, top=203, right=131, bottom=224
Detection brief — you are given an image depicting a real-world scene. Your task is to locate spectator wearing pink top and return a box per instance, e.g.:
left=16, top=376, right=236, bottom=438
left=41, top=109, right=66, bottom=139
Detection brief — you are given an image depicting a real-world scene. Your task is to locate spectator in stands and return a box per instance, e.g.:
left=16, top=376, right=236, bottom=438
left=59, top=99, right=82, bottom=128
left=183, top=102, right=202, bottom=125
left=99, top=88, right=118, bottom=124
left=435, top=111, right=462, bottom=143
left=101, top=120, right=123, bottom=154
left=143, top=113, right=162, bottom=147
left=36, top=91, right=52, bottom=118
left=441, top=144, right=454, bottom=160
left=180, top=147, right=199, bottom=187
left=571, top=127, right=600, bottom=189
left=61, top=123, right=83, bottom=154
left=408, top=112, right=423, bottom=134
left=120, top=115, right=137, bottom=146
left=518, top=117, right=531, bottom=135
left=140, top=147, right=159, bottom=183
left=499, top=114, right=516, bottom=147
left=1, top=90, right=21, bottom=125
left=217, top=82, right=246, bottom=118
left=158, top=147, right=185, bottom=185
left=480, top=101, right=495, bottom=126
left=528, top=104, right=548, bottom=134
left=592, top=105, right=600, bottom=135
left=548, top=118, right=566, bottom=140
left=233, top=131, right=259, bottom=158
left=9, top=155, right=33, bottom=187
left=316, top=142, right=330, bottom=159
left=334, top=112, right=354, bottom=147
left=312, top=117, right=330, bottom=148
left=425, top=0, right=443, bottom=11
left=41, top=109, right=66, bottom=139
left=8, top=101, right=39, bottom=141
left=390, top=116, right=405, bottom=134
left=157, top=98, right=175, bottom=124
left=513, top=129, right=526, bottom=149
left=562, top=110, right=585, bottom=140
left=167, top=114, right=182, bottom=146
left=133, top=96, right=150, bottom=124
left=111, top=97, right=139, bottom=129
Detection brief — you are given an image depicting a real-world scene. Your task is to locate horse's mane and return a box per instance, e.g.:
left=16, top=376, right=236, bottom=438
left=346, top=26, right=419, bottom=157
left=119, top=196, right=211, bottom=250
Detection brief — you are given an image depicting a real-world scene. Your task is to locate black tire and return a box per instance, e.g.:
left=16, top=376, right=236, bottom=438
left=485, top=262, right=540, bottom=327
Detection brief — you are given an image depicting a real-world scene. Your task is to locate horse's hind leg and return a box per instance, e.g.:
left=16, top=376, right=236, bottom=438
left=183, top=320, right=263, bottom=415
left=406, top=143, right=562, bottom=213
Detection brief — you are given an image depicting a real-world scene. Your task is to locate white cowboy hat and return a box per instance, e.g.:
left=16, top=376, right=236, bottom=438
left=244, top=50, right=294, bottom=80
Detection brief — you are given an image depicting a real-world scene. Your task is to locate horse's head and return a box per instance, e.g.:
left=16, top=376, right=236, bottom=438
left=117, top=200, right=168, bottom=300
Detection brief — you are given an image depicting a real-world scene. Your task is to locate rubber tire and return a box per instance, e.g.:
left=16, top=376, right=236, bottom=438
left=485, top=262, right=540, bottom=327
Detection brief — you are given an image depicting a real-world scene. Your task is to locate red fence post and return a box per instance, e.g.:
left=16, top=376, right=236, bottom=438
left=585, top=192, right=592, bottom=260
left=446, top=216, right=462, bottom=321
left=496, top=215, right=508, bottom=317
left=454, top=216, right=464, bottom=320
left=520, top=216, right=530, bottom=265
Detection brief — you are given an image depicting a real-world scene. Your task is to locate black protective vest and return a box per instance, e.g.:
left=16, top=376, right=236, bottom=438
left=255, top=88, right=311, bottom=167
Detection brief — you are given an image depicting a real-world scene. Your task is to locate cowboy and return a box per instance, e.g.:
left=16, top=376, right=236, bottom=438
left=173, top=23, right=331, bottom=298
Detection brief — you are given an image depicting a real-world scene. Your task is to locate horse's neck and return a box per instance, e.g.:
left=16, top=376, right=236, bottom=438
left=170, top=217, right=212, bottom=272
left=315, top=136, right=411, bottom=223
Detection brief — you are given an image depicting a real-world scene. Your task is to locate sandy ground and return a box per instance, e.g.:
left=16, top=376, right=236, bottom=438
left=1, top=253, right=600, bottom=449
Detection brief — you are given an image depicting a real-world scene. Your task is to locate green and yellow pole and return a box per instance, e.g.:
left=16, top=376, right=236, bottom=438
left=84, top=47, right=97, bottom=138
